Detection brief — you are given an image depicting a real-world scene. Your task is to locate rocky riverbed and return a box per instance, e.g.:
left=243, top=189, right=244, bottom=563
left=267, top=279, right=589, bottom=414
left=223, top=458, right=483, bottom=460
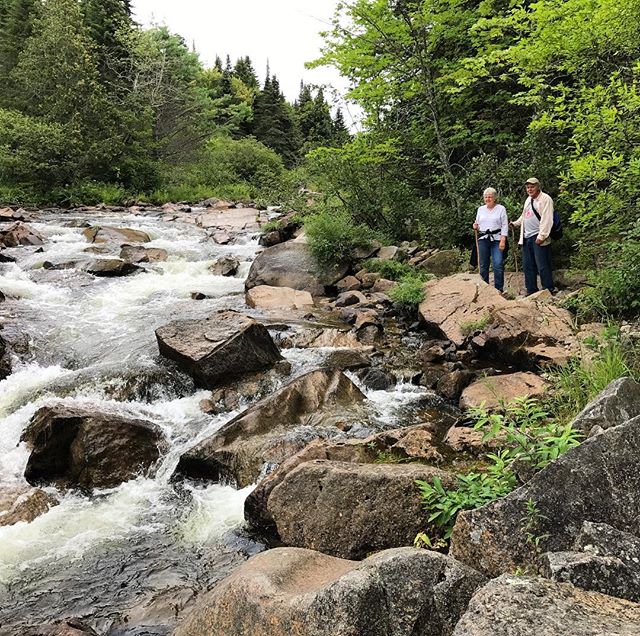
left=1, top=201, right=640, bottom=636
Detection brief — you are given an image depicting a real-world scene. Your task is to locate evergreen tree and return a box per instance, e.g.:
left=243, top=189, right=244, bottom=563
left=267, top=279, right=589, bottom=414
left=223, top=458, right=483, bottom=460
left=332, top=108, right=350, bottom=145
left=81, top=0, right=133, bottom=83
left=233, top=55, right=259, bottom=90
left=253, top=74, right=300, bottom=166
left=0, top=0, right=41, bottom=106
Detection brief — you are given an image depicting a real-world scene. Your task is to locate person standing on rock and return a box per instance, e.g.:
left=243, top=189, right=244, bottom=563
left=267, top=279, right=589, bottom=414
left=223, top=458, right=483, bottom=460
left=472, top=187, right=508, bottom=292
left=512, top=177, right=555, bottom=295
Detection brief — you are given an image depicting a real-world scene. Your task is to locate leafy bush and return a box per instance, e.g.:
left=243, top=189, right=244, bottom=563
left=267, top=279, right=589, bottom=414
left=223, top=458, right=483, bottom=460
left=388, top=273, right=429, bottom=308
left=363, top=258, right=413, bottom=281
left=417, top=397, right=582, bottom=541
left=305, top=207, right=374, bottom=267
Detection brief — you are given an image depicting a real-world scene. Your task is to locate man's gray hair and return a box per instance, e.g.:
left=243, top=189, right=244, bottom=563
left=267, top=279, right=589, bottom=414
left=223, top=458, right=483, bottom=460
left=483, top=187, right=498, bottom=198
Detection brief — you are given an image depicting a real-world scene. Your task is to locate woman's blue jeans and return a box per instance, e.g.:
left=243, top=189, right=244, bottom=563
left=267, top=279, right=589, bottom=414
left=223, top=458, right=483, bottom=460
left=478, top=238, right=504, bottom=292
left=522, top=236, right=554, bottom=294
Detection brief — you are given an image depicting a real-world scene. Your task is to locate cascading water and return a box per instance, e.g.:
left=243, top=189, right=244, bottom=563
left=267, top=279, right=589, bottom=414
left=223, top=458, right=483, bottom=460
left=0, top=209, right=445, bottom=635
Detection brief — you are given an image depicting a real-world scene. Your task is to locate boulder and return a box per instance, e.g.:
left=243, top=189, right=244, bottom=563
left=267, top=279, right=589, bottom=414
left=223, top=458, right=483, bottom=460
left=355, top=367, right=396, bottom=390
left=570, top=377, right=640, bottom=435
left=209, top=255, right=239, bottom=277
left=0, top=250, right=16, bottom=262
left=175, top=369, right=366, bottom=487
left=372, top=278, right=396, bottom=294
left=542, top=521, right=640, bottom=602
left=335, top=275, right=361, bottom=292
left=0, top=221, right=44, bottom=247
left=196, top=207, right=259, bottom=232
left=419, top=274, right=508, bottom=347
left=0, top=332, right=11, bottom=380
left=83, top=258, right=140, bottom=277
left=376, top=245, right=399, bottom=260
left=459, top=372, right=548, bottom=410
left=212, top=230, right=231, bottom=244
left=449, top=415, right=640, bottom=577
left=334, top=290, right=367, bottom=307
left=452, top=575, right=640, bottom=636
left=479, top=296, right=577, bottom=360
left=245, top=285, right=314, bottom=311
left=174, top=547, right=485, bottom=636
left=436, top=369, right=475, bottom=401
left=82, top=226, right=150, bottom=244
left=155, top=311, right=282, bottom=389
left=0, top=207, right=25, bottom=222
left=267, top=460, right=454, bottom=559
left=420, top=250, right=461, bottom=276
left=323, top=349, right=370, bottom=370
left=119, top=245, right=168, bottom=263
left=21, top=405, right=167, bottom=490
left=245, top=241, right=348, bottom=296
left=444, top=426, right=498, bottom=456
left=0, top=485, right=58, bottom=526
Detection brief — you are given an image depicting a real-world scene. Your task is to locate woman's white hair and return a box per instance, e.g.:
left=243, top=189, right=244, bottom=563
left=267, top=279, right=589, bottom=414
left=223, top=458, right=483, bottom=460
left=483, top=187, right=498, bottom=199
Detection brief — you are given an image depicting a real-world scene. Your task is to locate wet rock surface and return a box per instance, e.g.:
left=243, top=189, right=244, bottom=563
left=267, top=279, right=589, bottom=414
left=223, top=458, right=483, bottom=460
left=0, top=485, right=59, bottom=526
left=21, top=405, right=168, bottom=490
left=120, top=245, right=168, bottom=264
left=82, top=226, right=151, bottom=244
left=174, top=547, right=486, bottom=636
left=0, top=221, right=45, bottom=248
left=155, top=311, right=283, bottom=388
left=453, top=575, right=640, bottom=636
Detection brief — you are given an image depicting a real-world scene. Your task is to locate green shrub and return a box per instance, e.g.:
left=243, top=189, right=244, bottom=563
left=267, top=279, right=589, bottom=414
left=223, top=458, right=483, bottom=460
left=417, top=398, right=582, bottom=541
left=460, top=314, right=491, bottom=336
left=305, top=207, right=374, bottom=267
left=363, top=258, right=413, bottom=281
left=388, top=273, right=429, bottom=308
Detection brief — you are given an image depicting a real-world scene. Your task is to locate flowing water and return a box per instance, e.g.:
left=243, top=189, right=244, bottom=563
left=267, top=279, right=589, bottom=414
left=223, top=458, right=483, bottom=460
left=0, top=209, right=449, bottom=635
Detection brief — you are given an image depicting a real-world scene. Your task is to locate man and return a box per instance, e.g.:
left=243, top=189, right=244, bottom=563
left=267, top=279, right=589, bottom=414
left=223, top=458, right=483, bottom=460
left=512, top=177, right=555, bottom=295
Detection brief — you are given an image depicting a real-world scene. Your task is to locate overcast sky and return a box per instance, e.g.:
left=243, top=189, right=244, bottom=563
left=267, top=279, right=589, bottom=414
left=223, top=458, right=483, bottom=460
left=131, top=0, right=361, bottom=128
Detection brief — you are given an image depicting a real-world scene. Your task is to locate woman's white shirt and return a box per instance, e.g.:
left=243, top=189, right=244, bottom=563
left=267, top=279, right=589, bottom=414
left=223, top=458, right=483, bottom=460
left=475, top=204, right=508, bottom=240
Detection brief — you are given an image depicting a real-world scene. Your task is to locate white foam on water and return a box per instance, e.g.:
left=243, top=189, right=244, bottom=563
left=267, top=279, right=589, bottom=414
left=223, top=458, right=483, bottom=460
left=179, top=482, right=255, bottom=544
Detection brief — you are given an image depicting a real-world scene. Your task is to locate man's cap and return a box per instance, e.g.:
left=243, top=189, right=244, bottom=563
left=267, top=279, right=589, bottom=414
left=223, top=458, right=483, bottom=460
left=525, top=177, right=540, bottom=186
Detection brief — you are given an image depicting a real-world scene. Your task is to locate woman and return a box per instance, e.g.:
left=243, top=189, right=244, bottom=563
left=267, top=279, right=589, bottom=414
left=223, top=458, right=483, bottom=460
left=473, top=187, right=508, bottom=292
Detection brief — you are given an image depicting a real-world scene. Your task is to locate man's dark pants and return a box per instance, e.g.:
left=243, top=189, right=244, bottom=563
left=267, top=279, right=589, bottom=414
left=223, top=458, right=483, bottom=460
left=522, top=236, right=554, bottom=294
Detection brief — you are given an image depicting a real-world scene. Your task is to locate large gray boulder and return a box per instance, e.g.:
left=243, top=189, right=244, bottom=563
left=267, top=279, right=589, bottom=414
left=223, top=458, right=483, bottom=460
left=245, top=241, right=348, bottom=296
left=21, top=404, right=167, bottom=491
left=542, top=521, right=640, bottom=602
left=175, top=369, right=366, bottom=487
left=570, top=377, right=640, bottom=435
left=173, top=547, right=486, bottom=636
left=449, top=415, right=640, bottom=577
left=156, top=311, right=283, bottom=389
left=453, top=575, right=640, bottom=636
left=267, top=460, right=454, bottom=559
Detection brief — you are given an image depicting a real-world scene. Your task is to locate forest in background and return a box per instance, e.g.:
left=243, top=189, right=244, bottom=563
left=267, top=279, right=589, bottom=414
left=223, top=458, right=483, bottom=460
left=0, top=0, right=638, bottom=317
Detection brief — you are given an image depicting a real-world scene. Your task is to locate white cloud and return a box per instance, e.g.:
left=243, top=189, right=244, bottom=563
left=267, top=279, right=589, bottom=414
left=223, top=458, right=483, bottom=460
left=131, top=0, right=362, bottom=128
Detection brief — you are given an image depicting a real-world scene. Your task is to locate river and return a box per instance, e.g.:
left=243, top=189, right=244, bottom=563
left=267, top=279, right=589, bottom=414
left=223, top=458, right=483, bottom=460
left=0, top=208, right=444, bottom=635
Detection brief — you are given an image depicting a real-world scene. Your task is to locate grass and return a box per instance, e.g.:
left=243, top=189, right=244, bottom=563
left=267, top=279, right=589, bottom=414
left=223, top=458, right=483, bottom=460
left=546, top=327, right=639, bottom=423
left=460, top=314, right=491, bottom=336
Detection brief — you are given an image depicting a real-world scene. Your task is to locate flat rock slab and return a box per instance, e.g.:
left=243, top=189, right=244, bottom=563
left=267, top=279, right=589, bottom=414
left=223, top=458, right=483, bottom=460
left=459, top=372, right=547, bottom=410
left=268, top=459, right=455, bottom=559
left=175, top=369, right=365, bottom=487
left=196, top=207, right=259, bottom=231
left=246, top=285, right=314, bottom=311
left=155, top=311, right=282, bottom=389
left=453, top=575, right=640, bottom=636
left=245, top=241, right=348, bottom=296
left=83, top=226, right=150, bottom=244
left=418, top=274, right=508, bottom=347
left=450, top=415, right=640, bottom=577
left=21, top=405, right=167, bottom=491
left=174, top=547, right=486, bottom=636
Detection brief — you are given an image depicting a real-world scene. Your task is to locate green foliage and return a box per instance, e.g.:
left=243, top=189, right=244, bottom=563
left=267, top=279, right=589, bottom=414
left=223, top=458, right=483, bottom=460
left=470, top=398, right=582, bottom=471
left=388, top=274, right=428, bottom=309
left=417, top=453, right=516, bottom=539
left=547, top=328, right=640, bottom=422
left=417, top=397, right=582, bottom=541
left=364, top=259, right=412, bottom=281
left=305, top=207, right=374, bottom=267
